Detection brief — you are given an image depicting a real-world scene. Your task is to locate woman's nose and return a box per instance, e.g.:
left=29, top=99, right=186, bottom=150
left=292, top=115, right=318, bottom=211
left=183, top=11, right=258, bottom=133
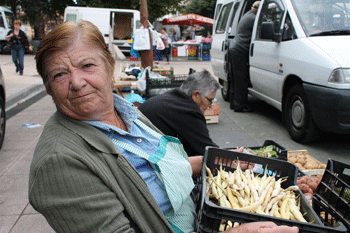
left=69, top=70, right=86, bottom=90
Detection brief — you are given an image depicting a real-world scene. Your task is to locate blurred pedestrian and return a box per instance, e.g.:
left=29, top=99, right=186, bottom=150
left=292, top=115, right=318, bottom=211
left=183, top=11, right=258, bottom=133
left=5, top=20, right=32, bottom=75
left=228, top=1, right=260, bottom=112
left=155, top=28, right=170, bottom=64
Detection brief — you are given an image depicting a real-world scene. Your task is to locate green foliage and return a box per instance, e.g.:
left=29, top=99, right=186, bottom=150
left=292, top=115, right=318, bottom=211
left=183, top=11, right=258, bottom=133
left=184, top=0, right=216, bottom=19
left=74, top=0, right=179, bottom=22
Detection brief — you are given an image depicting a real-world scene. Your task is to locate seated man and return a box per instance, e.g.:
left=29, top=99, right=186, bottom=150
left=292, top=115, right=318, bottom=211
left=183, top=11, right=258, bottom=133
left=138, top=69, right=220, bottom=157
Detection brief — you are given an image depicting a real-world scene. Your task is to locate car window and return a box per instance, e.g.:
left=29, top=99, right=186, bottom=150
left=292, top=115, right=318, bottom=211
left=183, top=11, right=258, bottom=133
left=0, top=13, right=4, bottom=28
left=256, top=0, right=285, bottom=39
left=66, top=14, right=77, bottom=22
left=228, top=2, right=241, bottom=35
left=216, top=2, right=234, bottom=34
left=4, top=11, right=14, bottom=28
left=292, top=0, right=350, bottom=36
left=282, top=13, right=297, bottom=41
left=214, top=4, right=223, bottom=20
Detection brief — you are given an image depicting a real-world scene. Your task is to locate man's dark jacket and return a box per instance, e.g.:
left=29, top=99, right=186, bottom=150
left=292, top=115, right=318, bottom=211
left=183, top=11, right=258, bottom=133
left=138, top=88, right=218, bottom=157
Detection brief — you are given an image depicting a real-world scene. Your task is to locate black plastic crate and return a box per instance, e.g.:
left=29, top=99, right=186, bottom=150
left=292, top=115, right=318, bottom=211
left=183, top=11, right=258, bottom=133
left=226, top=140, right=288, bottom=160
left=312, top=196, right=347, bottom=232
left=196, top=147, right=344, bottom=233
left=225, top=140, right=308, bottom=177
left=314, top=159, right=350, bottom=230
left=144, top=69, right=188, bottom=99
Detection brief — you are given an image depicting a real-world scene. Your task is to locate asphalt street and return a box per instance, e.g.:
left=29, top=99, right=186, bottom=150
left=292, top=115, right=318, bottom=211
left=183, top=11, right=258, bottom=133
left=0, top=54, right=348, bottom=232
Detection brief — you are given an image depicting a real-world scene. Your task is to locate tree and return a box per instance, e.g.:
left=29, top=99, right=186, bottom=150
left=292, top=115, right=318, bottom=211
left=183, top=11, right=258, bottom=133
left=184, top=0, right=216, bottom=19
left=19, top=0, right=75, bottom=39
left=75, top=0, right=180, bottom=22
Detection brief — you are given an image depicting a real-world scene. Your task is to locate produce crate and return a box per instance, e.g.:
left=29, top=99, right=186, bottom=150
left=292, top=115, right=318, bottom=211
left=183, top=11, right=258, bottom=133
left=314, top=159, right=350, bottom=230
left=202, top=42, right=211, bottom=50
left=153, top=69, right=174, bottom=77
left=203, top=104, right=220, bottom=116
left=202, top=55, right=211, bottom=61
left=312, top=196, right=347, bottom=231
left=195, top=147, right=344, bottom=233
left=226, top=140, right=307, bottom=177
left=205, top=115, right=219, bottom=124
left=225, top=140, right=287, bottom=160
left=144, top=70, right=187, bottom=99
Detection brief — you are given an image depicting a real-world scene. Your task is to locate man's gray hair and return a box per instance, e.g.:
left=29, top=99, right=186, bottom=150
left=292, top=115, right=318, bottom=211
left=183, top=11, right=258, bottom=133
left=180, top=69, right=221, bottom=97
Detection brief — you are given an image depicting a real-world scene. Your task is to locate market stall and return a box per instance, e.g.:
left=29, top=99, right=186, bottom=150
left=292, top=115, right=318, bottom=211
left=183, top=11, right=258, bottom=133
left=162, top=14, right=213, bottom=61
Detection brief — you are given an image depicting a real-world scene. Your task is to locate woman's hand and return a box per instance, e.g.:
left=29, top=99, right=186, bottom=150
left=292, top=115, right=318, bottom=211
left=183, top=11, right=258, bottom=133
left=223, top=222, right=299, bottom=233
left=189, top=155, right=203, bottom=177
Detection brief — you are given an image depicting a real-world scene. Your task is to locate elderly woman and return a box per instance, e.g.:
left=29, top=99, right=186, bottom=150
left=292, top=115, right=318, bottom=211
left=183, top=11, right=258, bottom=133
left=28, top=20, right=298, bottom=233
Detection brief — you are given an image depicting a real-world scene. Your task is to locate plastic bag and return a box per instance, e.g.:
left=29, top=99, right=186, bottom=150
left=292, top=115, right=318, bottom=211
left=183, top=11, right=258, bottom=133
left=133, top=28, right=151, bottom=51
left=130, top=35, right=140, bottom=58
left=156, top=35, right=165, bottom=50
left=151, top=30, right=159, bottom=46
left=136, top=66, right=151, bottom=92
left=125, top=93, right=145, bottom=104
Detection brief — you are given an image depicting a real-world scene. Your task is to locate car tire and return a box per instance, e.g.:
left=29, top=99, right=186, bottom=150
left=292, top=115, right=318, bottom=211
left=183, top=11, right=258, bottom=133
left=221, top=60, right=233, bottom=102
left=283, top=84, right=319, bottom=143
left=0, top=96, right=6, bottom=149
left=221, top=79, right=230, bottom=101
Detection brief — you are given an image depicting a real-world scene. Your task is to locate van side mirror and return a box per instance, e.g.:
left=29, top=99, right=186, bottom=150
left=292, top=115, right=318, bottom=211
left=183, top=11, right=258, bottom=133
left=260, top=22, right=281, bottom=42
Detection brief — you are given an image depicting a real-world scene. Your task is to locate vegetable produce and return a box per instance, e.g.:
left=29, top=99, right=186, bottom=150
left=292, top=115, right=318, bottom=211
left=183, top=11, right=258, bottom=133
left=287, top=150, right=327, bottom=170
left=297, top=175, right=323, bottom=196
left=206, top=163, right=309, bottom=230
left=248, top=145, right=278, bottom=158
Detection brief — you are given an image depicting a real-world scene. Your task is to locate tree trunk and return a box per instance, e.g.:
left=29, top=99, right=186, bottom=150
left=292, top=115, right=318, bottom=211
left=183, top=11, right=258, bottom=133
left=139, top=0, right=153, bottom=70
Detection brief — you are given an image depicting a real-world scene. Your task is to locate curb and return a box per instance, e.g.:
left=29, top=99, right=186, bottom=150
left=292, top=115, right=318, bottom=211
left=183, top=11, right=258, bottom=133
left=5, top=84, right=47, bottom=119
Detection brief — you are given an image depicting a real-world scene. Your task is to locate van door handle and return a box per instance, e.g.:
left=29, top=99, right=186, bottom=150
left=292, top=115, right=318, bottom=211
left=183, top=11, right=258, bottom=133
left=250, top=43, right=254, bottom=57
left=222, top=41, right=229, bottom=52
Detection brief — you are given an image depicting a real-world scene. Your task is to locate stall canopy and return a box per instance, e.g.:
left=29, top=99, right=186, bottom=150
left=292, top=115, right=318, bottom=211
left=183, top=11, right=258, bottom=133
left=162, top=14, right=214, bottom=26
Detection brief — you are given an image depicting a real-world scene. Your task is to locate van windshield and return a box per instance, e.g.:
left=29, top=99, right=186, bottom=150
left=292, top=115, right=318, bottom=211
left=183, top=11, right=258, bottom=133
left=292, top=0, right=350, bottom=36
left=5, top=11, right=14, bottom=28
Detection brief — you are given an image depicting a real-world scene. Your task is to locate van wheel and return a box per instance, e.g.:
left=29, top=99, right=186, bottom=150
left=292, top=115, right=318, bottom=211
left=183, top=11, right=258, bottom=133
left=283, top=85, right=319, bottom=143
left=0, top=96, right=6, bottom=149
left=0, top=43, right=10, bottom=54
left=221, top=80, right=230, bottom=101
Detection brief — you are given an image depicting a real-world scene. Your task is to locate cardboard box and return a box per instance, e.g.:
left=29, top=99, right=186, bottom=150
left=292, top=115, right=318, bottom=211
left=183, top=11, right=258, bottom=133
left=204, top=103, right=220, bottom=116
left=205, top=115, right=219, bottom=124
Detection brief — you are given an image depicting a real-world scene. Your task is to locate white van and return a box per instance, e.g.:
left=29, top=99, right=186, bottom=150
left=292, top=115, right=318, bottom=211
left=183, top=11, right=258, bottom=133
left=0, top=6, right=15, bottom=53
left=64, top=6, right=140, bottom=53
left=212, top=0, right=350, bottom=143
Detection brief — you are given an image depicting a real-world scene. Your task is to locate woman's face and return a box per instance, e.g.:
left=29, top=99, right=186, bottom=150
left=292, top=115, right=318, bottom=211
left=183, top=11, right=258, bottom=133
left=14, top=23, right=20, bottom=30
left=192, top=91, right=216, bottom=113
left=46, top=42, right=114, bottom=121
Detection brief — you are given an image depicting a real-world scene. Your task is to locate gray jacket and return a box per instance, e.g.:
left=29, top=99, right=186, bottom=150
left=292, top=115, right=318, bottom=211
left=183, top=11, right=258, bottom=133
left=231, top=10, right=257, bottom=53
left=28, top=109, right=174, bottom=233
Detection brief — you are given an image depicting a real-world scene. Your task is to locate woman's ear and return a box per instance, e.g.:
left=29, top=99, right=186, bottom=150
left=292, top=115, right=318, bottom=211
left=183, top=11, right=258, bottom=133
left=191, top=90, right=201, bottom=103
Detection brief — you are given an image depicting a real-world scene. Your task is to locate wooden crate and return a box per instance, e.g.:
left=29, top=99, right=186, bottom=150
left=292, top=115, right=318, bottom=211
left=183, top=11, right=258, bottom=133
left=205, top=115, right=219, bottom=124
left=204, top=104, right=220, bottom=116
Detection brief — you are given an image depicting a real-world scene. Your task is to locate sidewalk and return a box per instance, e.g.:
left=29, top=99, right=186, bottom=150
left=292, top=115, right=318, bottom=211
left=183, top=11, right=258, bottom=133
left=0, top=55, right=258, bottom=232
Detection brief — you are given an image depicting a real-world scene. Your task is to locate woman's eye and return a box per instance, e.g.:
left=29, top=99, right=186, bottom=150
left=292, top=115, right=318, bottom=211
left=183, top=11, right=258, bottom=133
left=53, top=72, right=64, bottom=79
left=82, top=63, right=94, bottom=69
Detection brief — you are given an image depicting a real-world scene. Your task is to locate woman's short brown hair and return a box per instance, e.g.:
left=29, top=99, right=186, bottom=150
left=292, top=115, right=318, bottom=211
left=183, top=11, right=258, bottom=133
left=14, top=20, right=22, bottom=26
left=35, top=20, right=115, bottom=94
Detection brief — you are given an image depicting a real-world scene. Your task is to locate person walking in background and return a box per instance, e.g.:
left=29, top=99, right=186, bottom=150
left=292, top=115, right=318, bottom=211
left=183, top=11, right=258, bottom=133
left=228, top=1, right=260, bottom=112
left=155, top=28, right=170, bottom=64
left=5, top=20, right=32, bottom=75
